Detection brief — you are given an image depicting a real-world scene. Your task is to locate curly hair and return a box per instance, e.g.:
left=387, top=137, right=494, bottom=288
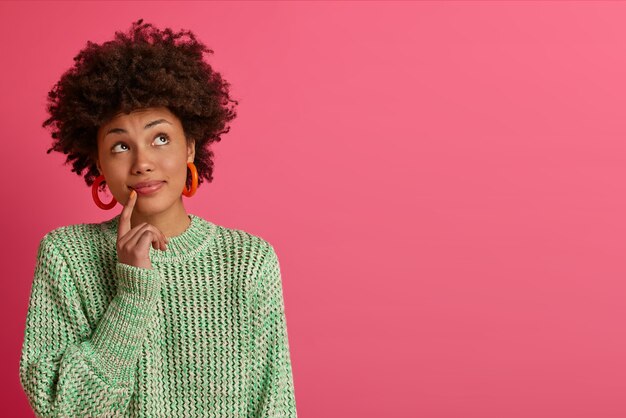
left=43, top=19, right=238, bottom=190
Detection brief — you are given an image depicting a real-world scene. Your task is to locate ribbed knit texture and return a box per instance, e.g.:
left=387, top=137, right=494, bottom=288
left=19, top=214, right=297, bottom=418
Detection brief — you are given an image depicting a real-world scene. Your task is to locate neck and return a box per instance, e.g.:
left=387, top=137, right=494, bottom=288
left=130, top=200, right=191, bottom=238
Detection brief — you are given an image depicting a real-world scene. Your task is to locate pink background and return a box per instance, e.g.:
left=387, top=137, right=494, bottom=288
left=2, top=1, right=626, bottom=417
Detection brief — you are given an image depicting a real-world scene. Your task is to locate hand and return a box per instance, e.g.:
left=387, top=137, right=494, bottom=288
left=116, top=190, right=168, bottom=269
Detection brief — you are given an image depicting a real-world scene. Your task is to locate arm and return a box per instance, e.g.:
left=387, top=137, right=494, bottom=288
left=248, top=245, right=298, bottom=418
left=19, top=234, right=162, bottom=418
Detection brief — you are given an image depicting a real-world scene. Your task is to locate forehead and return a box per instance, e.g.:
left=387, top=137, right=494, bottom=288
left=103, top=106, right=179, bottom=127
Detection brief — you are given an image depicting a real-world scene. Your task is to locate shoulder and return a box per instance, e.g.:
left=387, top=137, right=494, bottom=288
left=209, top=220, right=278, bottom=268
left=31, top=219, right=116, bottom=288
left=218, top=223, right=274, bottom=251
left=38, top=217, right=116, bottom=257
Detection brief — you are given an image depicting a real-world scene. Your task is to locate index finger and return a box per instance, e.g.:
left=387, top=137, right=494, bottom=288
left=118, top=190, right=136, bottom=239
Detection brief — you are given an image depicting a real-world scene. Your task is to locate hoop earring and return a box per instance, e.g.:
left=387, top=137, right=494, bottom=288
left=182, top=162, right=198, bottom=197
left=92, top=175, right=118, bottom=210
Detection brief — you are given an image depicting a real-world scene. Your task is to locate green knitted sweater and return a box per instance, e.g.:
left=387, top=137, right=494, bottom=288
left=19, top=214, right=297, bottom=417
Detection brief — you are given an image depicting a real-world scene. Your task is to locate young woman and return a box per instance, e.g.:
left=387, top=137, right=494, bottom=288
left=19, top=20, right=297, bottom=417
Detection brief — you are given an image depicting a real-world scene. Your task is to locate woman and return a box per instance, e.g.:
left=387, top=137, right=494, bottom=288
left=19, top=19, right=297, bottom=417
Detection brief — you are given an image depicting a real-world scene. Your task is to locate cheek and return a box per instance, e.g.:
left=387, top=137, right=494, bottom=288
left=163, top=155, right=189, bottom=182
left=104, top=172, right=127, bottom=195
left=172, top=163, right=189, bottom=184
left=98, top=158, right=125, bottom=191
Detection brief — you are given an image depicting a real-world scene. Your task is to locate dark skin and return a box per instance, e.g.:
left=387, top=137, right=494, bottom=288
left=96, top=107, right=196, bottom=270
left=117, top=189, right=168, bottom=270
left=95, top=107, right=195, bottom=237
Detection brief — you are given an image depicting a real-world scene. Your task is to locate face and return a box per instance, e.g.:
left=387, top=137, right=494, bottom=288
left=95, top=106, right=195, bottom=217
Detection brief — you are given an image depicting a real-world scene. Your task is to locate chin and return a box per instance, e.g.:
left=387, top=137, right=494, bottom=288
left=134, top=196, right=178, bottom=216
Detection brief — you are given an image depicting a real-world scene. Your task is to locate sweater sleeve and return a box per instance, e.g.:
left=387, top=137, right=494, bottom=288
left=19, top=234, right=162, bottom=418
left=248, top=246, right=298, bottom=418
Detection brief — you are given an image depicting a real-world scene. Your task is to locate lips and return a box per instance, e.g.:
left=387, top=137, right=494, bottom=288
left=131, top=180, right=165, bottom=189
left=130, top=180, right=165, bottom=196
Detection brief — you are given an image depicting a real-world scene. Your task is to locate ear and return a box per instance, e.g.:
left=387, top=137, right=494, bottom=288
left=187, top=138, right=196, bottom=162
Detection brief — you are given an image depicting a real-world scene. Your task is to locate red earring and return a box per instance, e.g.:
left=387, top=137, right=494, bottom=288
left=182, top=162, right=198, bottom=197
left=92, top=175, right=118, bottom=210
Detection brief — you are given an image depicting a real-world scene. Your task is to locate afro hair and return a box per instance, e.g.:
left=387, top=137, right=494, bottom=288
left=43, top=19, right=238, bottom=190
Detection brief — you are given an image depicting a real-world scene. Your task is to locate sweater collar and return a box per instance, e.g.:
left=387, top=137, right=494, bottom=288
left=101, top=213, right=218, bottom=263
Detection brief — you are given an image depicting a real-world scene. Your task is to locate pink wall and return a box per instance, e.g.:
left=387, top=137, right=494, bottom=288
left=3, top=1, right=626, bottom=416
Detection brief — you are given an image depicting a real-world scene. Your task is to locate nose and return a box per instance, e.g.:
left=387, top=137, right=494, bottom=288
left=131, top=148, right=155, bottom=175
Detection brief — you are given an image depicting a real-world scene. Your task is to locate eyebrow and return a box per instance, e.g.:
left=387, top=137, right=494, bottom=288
left=105, top=119, right=173, bottom=136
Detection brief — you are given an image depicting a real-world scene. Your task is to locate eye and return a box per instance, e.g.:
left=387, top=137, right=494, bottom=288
left=153, top=134, right=170, bottom=146
left=111, top=143, right=129, bottom=153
